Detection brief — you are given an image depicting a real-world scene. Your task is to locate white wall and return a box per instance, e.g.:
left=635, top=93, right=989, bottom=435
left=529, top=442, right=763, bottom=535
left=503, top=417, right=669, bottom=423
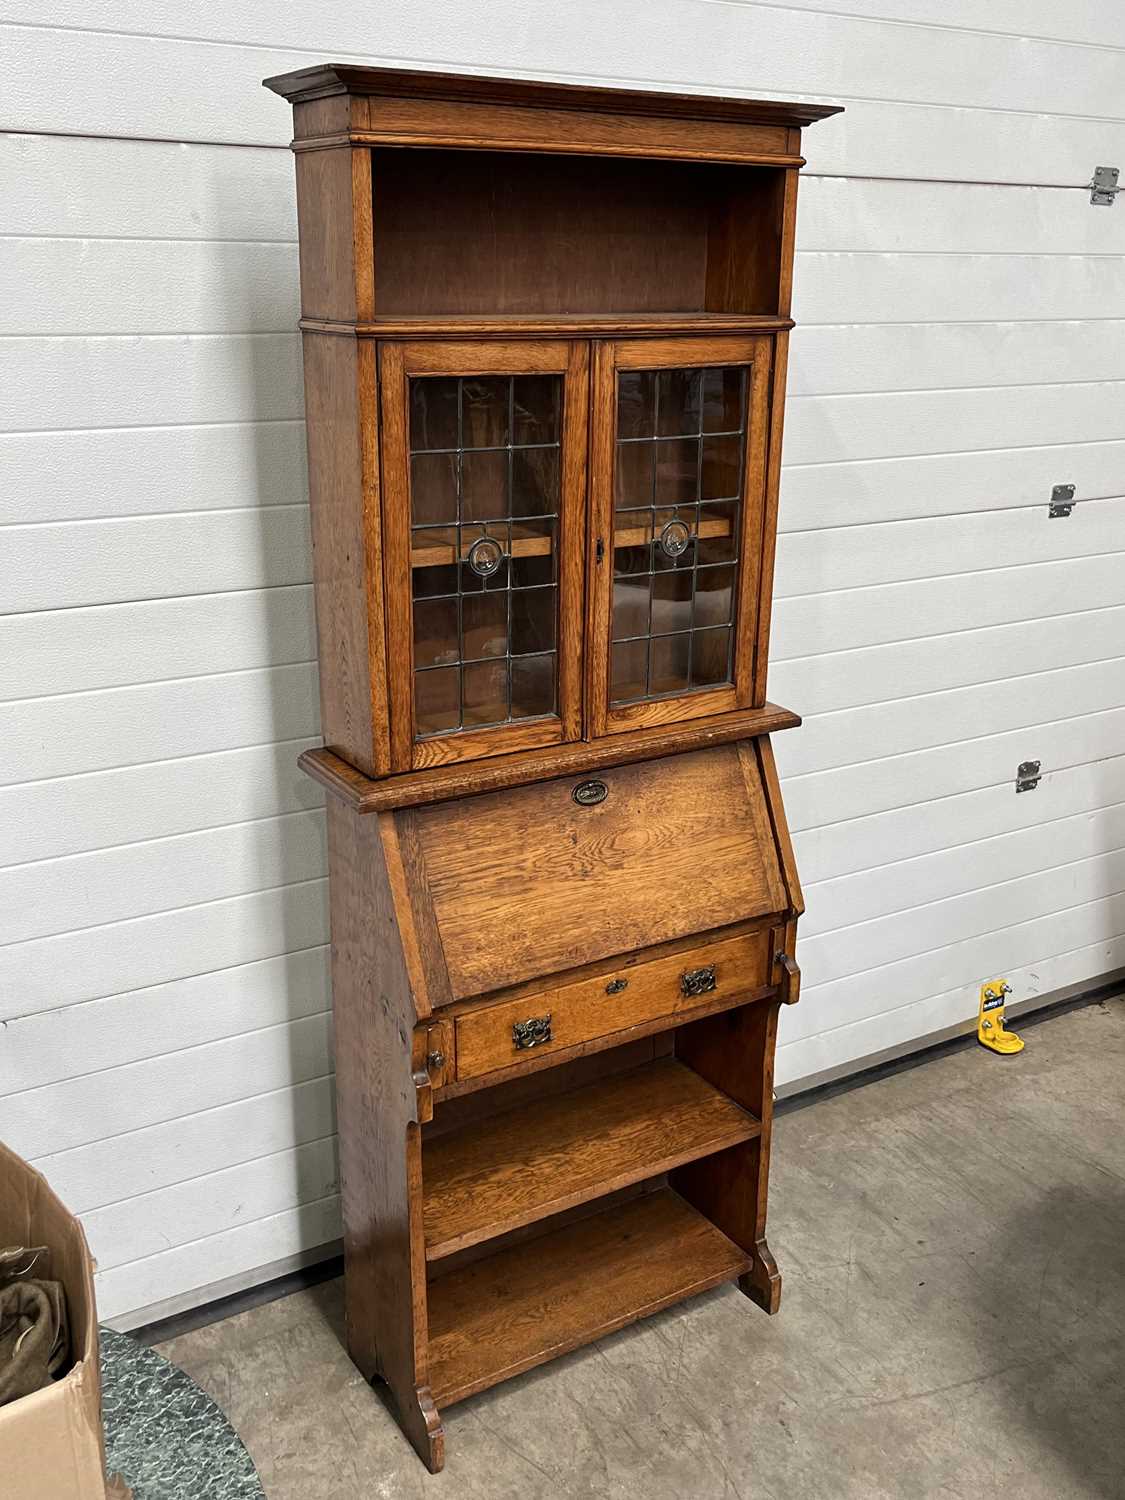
left=2, top=2, right=1124, bottom=1326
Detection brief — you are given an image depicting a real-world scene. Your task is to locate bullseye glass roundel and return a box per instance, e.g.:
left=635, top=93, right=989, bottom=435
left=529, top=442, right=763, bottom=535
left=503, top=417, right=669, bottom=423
left=467, top=535, right=504, bottom=578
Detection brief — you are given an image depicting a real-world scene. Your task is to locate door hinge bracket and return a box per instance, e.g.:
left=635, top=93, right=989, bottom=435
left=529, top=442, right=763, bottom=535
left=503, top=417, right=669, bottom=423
left=1048, top=483, right=1075, bottom=518
left=1016, top=760, right=1042, bottom=793
left=1090, top=165, right=1120, bottom=205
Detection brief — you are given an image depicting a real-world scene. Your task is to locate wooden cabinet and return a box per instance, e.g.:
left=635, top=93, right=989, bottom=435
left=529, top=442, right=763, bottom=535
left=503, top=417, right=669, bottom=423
left=265, top=62, right=840, bottom=1474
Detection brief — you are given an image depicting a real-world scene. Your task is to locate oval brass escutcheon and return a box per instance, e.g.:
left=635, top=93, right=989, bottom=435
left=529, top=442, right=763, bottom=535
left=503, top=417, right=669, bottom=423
left=573, top=779, right=608, bottom=807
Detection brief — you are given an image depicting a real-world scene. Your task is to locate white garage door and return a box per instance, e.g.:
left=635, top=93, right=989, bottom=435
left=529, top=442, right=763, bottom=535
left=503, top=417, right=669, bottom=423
left=0, top=0, right=1122, bottom=1324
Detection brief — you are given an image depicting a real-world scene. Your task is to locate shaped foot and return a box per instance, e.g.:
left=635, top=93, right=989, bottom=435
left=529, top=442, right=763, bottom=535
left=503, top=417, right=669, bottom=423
left=739, top=1237, right=782, bottom=1314
left=397, top=1383, right=445, bottom=1474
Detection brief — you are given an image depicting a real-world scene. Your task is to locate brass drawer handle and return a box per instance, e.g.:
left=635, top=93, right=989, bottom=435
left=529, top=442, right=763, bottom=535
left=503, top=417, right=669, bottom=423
left=681, top=965, right=717, bottom=998
left=605, top=977, right=628, bottom=995
left=512, top=1013, right=552, bottom=1050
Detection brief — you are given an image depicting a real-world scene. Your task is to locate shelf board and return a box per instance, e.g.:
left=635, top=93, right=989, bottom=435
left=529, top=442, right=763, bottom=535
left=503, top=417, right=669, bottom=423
left=410, top=515, right=733, bottom=569
left=423, top=1058, right=759, bottom=1260
left=411, top=523, right=552, bottom=570
left=615, top=513, right=731, bottom=550
left=302, top=311, right=797, bottom=339
left=427, top=1187, right=750, bottom=1406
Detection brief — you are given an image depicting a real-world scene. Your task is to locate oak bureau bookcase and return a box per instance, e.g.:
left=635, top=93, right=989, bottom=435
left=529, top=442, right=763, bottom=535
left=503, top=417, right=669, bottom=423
left=264, top=63, right=841, bottom=1474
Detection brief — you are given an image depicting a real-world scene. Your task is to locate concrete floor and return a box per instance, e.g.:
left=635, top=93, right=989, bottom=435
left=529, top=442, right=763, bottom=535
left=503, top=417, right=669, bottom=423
left=159, top=997, right=1125, bottom=1499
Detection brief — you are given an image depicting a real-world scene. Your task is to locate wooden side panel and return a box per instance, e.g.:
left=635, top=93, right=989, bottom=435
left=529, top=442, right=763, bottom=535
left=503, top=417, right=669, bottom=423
left=776, top=165, right=800, bottom=319
left=352, top=147, right=376, bottom=322
left=410, top=744, right=788, bottom=998
left=300, top=332, right=387, bottom=776
left=744, top=168, right=799, bottom=704
left=705, top=169, right=786, bottom=316
left=753, top=326, right=790, bottom=703
left=672, top=996, right=784, bottom=1313
left=292, top=93, right=352, bottom=141
left=750, top=736, right=805, bottom=916
left=293, top=146, right=359, bottom=322
left=324, top=799, right=443, bottom=1471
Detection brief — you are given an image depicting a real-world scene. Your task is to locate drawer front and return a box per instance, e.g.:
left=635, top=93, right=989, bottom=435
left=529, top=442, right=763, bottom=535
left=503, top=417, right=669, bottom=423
left=454, top=928, right=773, bottom=1081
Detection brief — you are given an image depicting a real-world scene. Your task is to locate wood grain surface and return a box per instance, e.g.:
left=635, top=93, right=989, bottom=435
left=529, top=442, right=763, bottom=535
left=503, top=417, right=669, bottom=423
left=298, top=709, right=801, bottom=812
left=324, top=800, right=443, bottom=1470
left=265, top=62, right=842, bottom=131
left=426, top=1187, right=751, bottom=1405
left=410, top=745, right=788, bottom=997
left=423, top=1057, right=760, bottom=1258
left=673, top=998, right=784, bottom=1314
left=452, top=929, right=773, bottom=1079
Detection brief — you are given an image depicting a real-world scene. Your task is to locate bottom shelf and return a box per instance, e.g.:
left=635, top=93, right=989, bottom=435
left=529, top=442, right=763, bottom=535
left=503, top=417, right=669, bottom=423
left=427, top=1188, right=750, bottom=1406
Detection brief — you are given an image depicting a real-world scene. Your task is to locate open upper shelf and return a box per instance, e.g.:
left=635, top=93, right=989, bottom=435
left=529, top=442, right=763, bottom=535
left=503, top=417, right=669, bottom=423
left=427, top=1188, right=750, bottom=1406
left=372, top=148, right=788, bottom=320
left=423, top=1058, right=760, bottom=1260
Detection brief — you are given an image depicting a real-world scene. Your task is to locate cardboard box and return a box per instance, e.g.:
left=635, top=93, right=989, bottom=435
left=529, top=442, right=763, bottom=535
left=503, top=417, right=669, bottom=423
left=0, top=1140, right=130, bottom=1499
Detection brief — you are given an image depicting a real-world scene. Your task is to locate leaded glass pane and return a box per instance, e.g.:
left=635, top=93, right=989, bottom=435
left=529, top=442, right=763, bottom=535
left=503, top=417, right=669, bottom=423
left=610, top=363, right=746, bottom=706
left=409, top=374, right=562, bottom=737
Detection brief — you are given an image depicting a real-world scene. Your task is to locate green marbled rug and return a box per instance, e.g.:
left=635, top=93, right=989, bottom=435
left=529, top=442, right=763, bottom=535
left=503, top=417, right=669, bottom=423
left=101, top=1327, right=263, bottom=1500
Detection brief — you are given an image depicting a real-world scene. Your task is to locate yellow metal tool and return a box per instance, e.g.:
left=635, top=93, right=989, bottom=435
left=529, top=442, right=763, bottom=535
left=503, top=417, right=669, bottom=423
left=977, top=979, right=1024, bottom=1055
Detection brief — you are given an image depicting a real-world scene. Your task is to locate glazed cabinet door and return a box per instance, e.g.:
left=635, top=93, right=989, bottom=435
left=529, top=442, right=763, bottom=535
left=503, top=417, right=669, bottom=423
left=381, top=340, right=589, bottom=770
left=588, top=335, right=773, bottom=735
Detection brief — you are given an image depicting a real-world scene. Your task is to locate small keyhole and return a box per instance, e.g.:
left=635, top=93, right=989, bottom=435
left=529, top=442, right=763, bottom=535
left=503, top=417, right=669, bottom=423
left=595, top=537, right=605, bottom=564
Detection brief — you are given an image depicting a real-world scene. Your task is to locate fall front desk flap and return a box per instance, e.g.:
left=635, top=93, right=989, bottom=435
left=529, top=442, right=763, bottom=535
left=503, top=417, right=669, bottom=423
left=395, top=742, right=790, bottom=1001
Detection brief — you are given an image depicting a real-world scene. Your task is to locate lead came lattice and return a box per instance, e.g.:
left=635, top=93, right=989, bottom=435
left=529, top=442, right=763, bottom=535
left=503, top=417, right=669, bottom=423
left=409, top=374, right=562, bottom=737
left=610, top=364, right=748, bottom=706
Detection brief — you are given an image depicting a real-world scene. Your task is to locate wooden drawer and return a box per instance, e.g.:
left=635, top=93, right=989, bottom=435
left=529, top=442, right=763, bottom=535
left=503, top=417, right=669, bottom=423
left=453, top=927, right=773, bottom=1081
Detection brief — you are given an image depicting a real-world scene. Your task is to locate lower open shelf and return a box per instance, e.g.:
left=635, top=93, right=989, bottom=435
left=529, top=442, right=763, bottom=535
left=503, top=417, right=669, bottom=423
left=423, top=1057, right=760, bottom=1260
left=427, top=1187, right=751, bottom=1406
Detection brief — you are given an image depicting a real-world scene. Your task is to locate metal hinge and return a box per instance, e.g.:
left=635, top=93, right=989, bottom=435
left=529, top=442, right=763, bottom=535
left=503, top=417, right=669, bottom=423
left=1090, top=166, right=1120, bottom=205
left=1049, top=483, right=1075, bottom=518
left=1016, top=760, right=1042, bottom=793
